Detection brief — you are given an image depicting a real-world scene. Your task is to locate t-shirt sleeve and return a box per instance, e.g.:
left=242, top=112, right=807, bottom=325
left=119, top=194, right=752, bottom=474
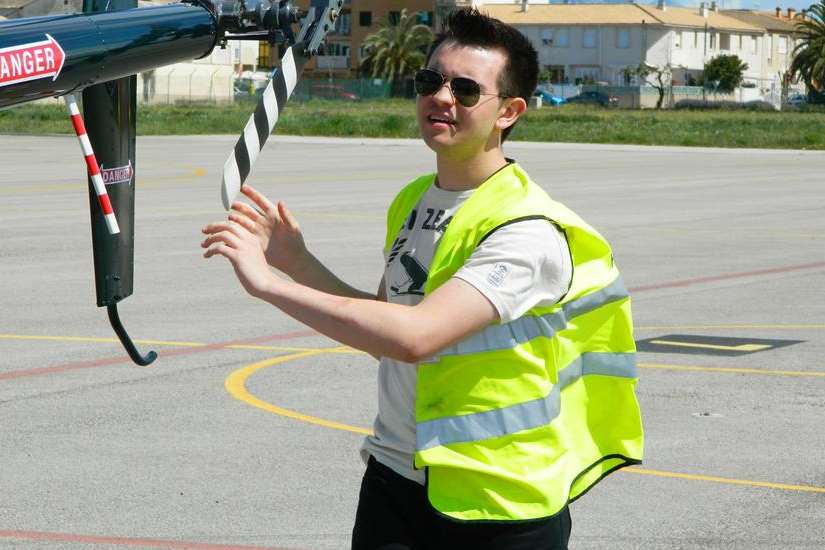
left=452, top=220, right=573, bottom=324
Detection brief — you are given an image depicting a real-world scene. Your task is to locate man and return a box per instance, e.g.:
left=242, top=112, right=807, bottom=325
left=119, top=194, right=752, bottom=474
left=202, top=8, right=643, bottom=550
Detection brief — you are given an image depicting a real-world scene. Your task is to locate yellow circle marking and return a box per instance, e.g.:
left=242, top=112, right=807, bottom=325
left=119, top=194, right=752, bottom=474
left=224, top=348, right=372, bottom=436
left=4, top=335, right=824, bottom=491
left=226, top=350, right=825, bottom=495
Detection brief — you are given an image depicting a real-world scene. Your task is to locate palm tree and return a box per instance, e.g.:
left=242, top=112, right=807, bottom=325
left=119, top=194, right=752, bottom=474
left=360, top=9, right=433, bottom=95
left=790, top=0, right=825, bottom=93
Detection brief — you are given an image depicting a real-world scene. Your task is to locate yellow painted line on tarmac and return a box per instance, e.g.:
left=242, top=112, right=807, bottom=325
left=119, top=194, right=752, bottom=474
left=224, top=349, right=372, bottom=436
left=638, top=362, right=825, bottom=378
left=636, top=324, right=825, bottom=330
left=624, top=468, right=825, bottom=494
left=648, top=339, right=771, bottom=352
left=0, top=333, right=350, bottom=354
left=3, top=333, right=821, bottom=378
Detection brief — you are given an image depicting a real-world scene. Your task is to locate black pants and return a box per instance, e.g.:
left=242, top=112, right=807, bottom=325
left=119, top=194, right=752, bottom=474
left=352, top=457, right=571, bottom=550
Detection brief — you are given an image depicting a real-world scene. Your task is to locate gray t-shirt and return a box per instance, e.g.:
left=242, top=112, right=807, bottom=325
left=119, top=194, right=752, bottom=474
left=360, top=182, right=573, bottom=484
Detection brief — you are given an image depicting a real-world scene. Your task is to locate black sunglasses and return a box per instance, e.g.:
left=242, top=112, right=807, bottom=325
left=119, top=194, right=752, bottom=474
left=414, top=68, right=509, bottom=107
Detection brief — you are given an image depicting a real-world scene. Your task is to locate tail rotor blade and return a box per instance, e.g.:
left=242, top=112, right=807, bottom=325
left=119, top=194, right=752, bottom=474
left=220, top=0, right=342, bottom=209
left=222, top=46, right=304, bottom=209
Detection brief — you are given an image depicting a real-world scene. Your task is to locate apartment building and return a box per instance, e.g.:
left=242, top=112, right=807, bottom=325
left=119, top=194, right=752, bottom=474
left=723, top=8, right=802, bottom=87
left=290, top=0, right=437, bottom=75
left=439, top=1, right=803, bottom=92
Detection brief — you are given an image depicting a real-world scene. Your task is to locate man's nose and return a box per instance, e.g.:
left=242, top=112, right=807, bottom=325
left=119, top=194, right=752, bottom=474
left=431, top=81, right=455, bottom=105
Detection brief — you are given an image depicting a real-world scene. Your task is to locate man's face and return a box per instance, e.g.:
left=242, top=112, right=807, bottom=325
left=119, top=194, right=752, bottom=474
left=416, top=42, right=511, bottom=160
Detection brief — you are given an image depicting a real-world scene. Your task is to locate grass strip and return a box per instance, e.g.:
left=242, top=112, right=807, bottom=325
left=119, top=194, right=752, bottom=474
left=2, top=99, right=824, bottom=150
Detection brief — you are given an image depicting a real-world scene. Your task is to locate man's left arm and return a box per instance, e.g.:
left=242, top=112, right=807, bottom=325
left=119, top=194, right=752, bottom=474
left=202, top=218, right=498, bottom=362
left=256, top=276, right=498, bottom=363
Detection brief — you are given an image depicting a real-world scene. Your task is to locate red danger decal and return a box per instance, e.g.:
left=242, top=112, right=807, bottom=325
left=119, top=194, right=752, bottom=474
left=0, top=34, right=66, bottom=88
left=100, top=161, right=133, bottom=186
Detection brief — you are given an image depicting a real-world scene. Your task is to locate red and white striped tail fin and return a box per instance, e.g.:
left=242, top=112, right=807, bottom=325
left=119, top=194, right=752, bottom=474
left=64, top=93, right=120, bottom=235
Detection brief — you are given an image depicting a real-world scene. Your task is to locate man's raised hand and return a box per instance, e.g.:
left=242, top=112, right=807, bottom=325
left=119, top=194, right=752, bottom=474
left=201, top=218, right=275, bottom=299
left=227, top=185, right=308, bottom=277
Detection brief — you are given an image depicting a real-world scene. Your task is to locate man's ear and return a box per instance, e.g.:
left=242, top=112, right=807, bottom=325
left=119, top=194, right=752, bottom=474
left=496, top=97, right=528, bottom=132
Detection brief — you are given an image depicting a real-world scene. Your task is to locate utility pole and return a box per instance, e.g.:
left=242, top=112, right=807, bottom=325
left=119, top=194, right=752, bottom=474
left=703, top=21, right=708, bottom=101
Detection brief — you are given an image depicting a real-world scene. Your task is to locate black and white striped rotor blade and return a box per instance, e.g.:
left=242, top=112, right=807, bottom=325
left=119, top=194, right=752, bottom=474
left=221, top=46, right=307, bottom=209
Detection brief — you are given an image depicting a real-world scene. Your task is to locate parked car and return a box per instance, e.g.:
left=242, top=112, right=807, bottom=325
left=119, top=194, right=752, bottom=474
left=233, top=70, right=270, bottom=98
left=786, top=93, right=807, bottom=106
left=565, top=91, right=619, bottom=107
left=309, top=83, right=360, bottom=101
left=533, top=89, right=566, bottom=106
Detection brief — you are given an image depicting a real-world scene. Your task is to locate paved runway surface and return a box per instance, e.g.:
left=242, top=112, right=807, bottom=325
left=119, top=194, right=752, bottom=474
left=1, top=134, right=823, bottom=549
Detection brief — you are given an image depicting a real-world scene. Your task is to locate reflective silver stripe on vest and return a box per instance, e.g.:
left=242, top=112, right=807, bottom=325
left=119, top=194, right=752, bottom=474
left=416, top=352, right=637, bottom=451
left=428, top=276, right=629, bottom=361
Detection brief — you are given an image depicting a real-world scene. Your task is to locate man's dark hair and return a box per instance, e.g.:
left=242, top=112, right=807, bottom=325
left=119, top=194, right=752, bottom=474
left=425, top=8, right=538, bottom=141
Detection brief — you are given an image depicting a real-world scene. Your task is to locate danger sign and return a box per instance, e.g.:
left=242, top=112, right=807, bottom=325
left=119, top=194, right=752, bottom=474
left=0, top=34, right=66, bottom=88
left=101, top=161, right=133, bottom=186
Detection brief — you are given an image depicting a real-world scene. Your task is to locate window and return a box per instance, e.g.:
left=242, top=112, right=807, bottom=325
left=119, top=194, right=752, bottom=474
left=541, top=28, right=553, bottom=46
left=323, top=42, right=349, bottom=56
left=778, top=35, right=788, bottom=54
left=416, top=11, right=434, bottom=27
left=574, top=66, right=600, bottom=82
left=738, top=34, right=743, bottom=50
left=555, top=28, right=570, bottom=48
left=335, top=12, right=351, bottom=35
left=359, top=11, right=371, bottom=26
left=709, top=32, right=717, bottom=50
left=720, top=33, right=730, bottom=50
left=752, top=35, right=758, bottom=54
left=389, top=11, right=400, bottom=25
left=693, top=31, right=699, bottom=49
left=617, top=28, right=630, bottom=49
left=583, top=28, right=597, bottom=49
left=674, top=30, right=682, bottom=49
left=546, top=65, right=565, bottom=84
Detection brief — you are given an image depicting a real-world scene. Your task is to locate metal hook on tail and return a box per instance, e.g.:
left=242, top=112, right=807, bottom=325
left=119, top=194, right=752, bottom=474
left=107, top=304, right=157, bottom=366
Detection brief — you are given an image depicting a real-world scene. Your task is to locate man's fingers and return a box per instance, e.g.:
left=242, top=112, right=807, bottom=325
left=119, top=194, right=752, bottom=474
left=203, top=242, right=234, bottom=259
left=228, top=212, right=258, bottom=234
left=201, top=229, right=241, bottom=250
left=278, top=201, right=300, bottom=231
left=231, top=201, right=265, bottom=225
left=241, top=185, right=280, bottom=221
left=202, top=220, right=249, bottom=239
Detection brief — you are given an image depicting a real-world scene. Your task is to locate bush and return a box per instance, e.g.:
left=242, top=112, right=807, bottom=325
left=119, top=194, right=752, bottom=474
left=743, top=100, right=779, bottom=111
left=674, top=99, right=777, bottom=111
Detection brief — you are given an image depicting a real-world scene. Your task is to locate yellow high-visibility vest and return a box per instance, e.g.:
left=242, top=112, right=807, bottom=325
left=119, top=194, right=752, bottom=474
left=384, top=163, right=644, bottom=521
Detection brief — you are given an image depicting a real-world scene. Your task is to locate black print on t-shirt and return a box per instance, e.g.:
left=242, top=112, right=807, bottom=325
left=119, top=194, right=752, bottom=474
left=390, top=252, right=428, bottom=296
left=421, top=208, right=453, bottom=233
left=387, top=237, right=406, bottom=265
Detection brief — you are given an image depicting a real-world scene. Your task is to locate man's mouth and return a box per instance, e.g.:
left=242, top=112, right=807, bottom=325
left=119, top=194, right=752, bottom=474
left=427, top=115, right=456, bottom=126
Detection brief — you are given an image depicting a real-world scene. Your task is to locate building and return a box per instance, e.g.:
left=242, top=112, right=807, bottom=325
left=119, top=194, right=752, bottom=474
left=280, top=0, right=437, bottom=75
left=723, top=7, right=803, bottom=89
left=435, top=1, right=803, bottom=95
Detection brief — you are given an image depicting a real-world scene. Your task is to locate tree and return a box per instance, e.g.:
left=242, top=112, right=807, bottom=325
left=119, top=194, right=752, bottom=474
left=702, top=54, right=748, bottom=94
left=360, top=9, right=433, bottom=95
left=627, top=63, right=672, bottom=109
left=790, top=0, right=825, bottom=94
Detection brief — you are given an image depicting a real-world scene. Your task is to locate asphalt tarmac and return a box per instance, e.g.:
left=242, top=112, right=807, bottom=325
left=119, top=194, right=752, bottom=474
left=1, top=134, right=823, bottom=550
